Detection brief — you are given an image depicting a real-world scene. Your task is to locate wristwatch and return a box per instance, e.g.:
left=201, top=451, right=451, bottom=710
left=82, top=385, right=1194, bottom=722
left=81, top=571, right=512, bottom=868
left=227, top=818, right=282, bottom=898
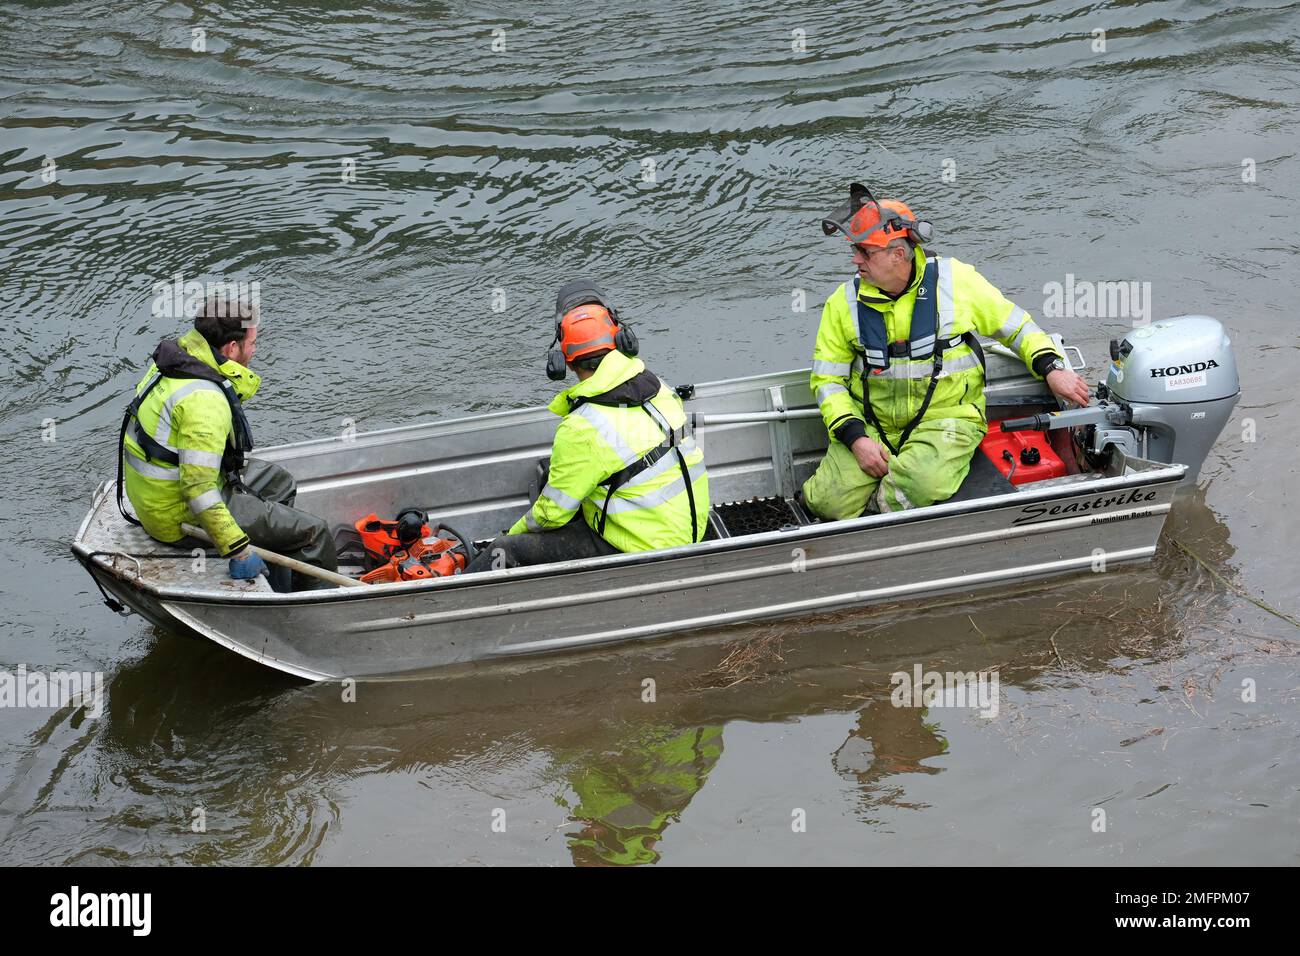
left=1047, top=358, right=1066, bottom=374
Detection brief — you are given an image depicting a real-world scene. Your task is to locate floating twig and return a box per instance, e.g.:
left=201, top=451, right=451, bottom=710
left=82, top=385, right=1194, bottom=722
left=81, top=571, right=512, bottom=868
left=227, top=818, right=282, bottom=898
left=1119, top=726, right=1164, bottom=747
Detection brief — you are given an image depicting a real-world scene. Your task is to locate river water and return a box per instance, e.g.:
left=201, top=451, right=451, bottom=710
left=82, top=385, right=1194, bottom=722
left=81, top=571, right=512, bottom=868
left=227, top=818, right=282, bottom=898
left=1, top=0, right=1297, bottom=865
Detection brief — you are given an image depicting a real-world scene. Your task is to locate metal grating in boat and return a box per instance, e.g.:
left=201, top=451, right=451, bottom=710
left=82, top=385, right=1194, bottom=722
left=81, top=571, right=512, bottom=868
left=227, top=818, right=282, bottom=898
left=710, top=496, right=806, bottom=538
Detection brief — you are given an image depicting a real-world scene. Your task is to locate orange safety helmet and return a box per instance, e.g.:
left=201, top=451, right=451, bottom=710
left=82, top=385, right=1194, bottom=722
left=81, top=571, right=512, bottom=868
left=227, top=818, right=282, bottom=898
left=546, top=278, right=640, bottom=380
left=558, top=303, right=619, bottom=363
left=821, top=182, right=933, bottom=248
left=845, top=198, right=920, bottom=248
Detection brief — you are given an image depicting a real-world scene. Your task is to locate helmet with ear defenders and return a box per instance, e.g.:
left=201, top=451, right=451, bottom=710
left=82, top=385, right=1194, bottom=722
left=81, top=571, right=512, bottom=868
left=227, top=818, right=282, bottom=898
left=545, top=279, right=639, bottom=380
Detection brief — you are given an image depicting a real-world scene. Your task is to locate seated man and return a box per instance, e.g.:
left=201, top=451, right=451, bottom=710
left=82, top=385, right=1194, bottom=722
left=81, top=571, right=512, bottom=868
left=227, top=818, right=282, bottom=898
left=802, top=184, right=1091, bottom=519
left=118, top=294, right=337, bottom=591
left=465, top=279, right=709, bottom=573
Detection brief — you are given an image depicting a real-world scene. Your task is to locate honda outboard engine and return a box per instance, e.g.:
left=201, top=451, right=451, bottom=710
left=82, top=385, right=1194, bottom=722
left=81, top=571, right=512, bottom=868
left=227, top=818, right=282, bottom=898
left=999, top=316, right=1239, bottom=487
left=1103, top=315, right=1239, bottom=484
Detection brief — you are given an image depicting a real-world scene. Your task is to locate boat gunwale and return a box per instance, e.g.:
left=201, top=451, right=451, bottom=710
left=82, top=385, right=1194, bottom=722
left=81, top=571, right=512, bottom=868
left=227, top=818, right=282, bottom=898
left=72, top=458, right=1187, bottom=607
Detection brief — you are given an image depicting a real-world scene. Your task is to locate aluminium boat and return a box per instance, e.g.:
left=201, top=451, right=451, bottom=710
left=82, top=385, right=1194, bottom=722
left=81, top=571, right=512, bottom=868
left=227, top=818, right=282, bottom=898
left=72, top=316, right=1240, bottom=680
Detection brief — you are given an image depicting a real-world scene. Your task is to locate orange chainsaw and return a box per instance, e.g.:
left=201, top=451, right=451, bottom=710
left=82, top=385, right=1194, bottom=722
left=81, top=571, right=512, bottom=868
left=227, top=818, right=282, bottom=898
left=352, top=509, right=473, bottom=584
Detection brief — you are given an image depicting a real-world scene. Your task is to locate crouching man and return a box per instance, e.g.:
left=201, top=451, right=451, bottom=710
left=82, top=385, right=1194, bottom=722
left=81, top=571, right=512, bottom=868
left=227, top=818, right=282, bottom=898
left=465, top=279, right=709, bottom=573
left=118, top=295, right=337, bottom=591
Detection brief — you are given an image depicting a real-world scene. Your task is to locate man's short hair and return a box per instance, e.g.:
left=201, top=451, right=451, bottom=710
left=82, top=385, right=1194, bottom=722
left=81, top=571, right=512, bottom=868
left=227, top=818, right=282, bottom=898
left=886, top=236, right=914, bottom=255
left=194, top=294, right=257, bottom=351
left=571, top=348, right=612, bottom=373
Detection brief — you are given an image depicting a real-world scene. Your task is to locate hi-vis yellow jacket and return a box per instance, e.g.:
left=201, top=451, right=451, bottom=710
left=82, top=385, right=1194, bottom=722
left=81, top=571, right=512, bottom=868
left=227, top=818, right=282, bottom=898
left=122, top=329, right=260, bottom=556
left=810, top=246, right=1062, bottom=445
left=511, top=350, right=709, bottom=553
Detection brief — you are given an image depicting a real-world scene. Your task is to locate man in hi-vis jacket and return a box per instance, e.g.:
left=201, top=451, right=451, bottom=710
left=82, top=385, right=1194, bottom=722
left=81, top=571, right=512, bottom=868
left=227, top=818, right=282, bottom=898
left=803, top=184, right=1090, bottom=519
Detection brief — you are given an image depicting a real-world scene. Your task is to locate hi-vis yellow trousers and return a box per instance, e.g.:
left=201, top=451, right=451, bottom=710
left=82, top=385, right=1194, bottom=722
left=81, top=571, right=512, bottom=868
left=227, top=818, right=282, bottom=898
left=801, top=418, right=986, bottom=519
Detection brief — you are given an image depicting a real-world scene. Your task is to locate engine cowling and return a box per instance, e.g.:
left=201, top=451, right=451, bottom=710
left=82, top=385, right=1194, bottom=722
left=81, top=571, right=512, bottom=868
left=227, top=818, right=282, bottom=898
left=1105, top=315, right=1239, bottom=485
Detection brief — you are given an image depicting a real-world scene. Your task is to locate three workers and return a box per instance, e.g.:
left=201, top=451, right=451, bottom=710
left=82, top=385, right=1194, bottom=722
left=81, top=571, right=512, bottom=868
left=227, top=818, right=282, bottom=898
left=118, top=183, right=1088, bottom=584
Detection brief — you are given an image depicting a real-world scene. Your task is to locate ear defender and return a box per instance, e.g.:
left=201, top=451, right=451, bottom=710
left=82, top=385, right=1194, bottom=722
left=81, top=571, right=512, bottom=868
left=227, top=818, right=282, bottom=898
left=546, top=279, right=641, bottom=379
left=546, top=343, right=568, bottom=381
left=614, top=324, right=639, bottom=357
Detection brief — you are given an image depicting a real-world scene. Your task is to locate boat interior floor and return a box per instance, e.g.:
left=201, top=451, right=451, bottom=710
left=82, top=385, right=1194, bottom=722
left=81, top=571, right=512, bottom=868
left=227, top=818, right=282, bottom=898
left=708, top=444, right=1052, bottom=538
left=947, top=448, right=1016, bottom=503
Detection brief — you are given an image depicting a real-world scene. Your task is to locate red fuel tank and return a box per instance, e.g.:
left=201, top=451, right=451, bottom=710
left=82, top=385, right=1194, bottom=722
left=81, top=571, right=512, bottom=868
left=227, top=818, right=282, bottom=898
left=980, top=427, right=1067, bottom=485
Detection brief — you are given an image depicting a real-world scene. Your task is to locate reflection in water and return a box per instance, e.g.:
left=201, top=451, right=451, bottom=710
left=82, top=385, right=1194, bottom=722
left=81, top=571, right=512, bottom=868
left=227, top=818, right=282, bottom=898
left=560, top=725, right=724, bottom=866
left=833, top=696, right=948, bottom=788
left=1, top=494, right=1252, bottom=864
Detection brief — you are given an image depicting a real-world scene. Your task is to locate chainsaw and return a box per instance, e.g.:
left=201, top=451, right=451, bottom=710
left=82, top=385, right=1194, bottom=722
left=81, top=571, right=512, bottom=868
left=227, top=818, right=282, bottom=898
left=350, top=509, right=474, bottom=584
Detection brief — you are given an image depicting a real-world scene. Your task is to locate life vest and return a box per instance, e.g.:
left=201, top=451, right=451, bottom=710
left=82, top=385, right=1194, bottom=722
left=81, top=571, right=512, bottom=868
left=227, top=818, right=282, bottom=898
left=850, top=257, right=985, bottom=454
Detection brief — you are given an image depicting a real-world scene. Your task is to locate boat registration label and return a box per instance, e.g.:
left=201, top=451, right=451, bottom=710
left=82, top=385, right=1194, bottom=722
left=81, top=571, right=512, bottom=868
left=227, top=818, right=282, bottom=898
left=1165, top=371, right=1206, bottom=391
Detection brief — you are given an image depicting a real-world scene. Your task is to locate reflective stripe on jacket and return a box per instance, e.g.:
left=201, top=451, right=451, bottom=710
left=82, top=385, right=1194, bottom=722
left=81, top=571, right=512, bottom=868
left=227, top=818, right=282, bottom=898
left=122, top=328, right=261, bottom=556
left=509, top=351, right=710, bottom=553
left=809, top=247, right=1062, bottom=440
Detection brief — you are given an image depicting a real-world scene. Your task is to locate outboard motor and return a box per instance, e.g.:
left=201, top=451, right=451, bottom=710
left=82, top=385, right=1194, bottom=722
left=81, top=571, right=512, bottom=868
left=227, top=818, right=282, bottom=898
left=1103, top=316, right=1240, bottom=484
left=999, top=315, right=1239, bottom=486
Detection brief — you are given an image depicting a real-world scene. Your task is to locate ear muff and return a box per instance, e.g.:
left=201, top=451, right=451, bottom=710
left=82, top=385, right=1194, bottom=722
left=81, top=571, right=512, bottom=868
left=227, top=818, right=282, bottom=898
left=546, top=345, right=568, bottom=380
left=614, top=324, right=639, bottom=357
left=394, top=508, right=429, bottom=546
